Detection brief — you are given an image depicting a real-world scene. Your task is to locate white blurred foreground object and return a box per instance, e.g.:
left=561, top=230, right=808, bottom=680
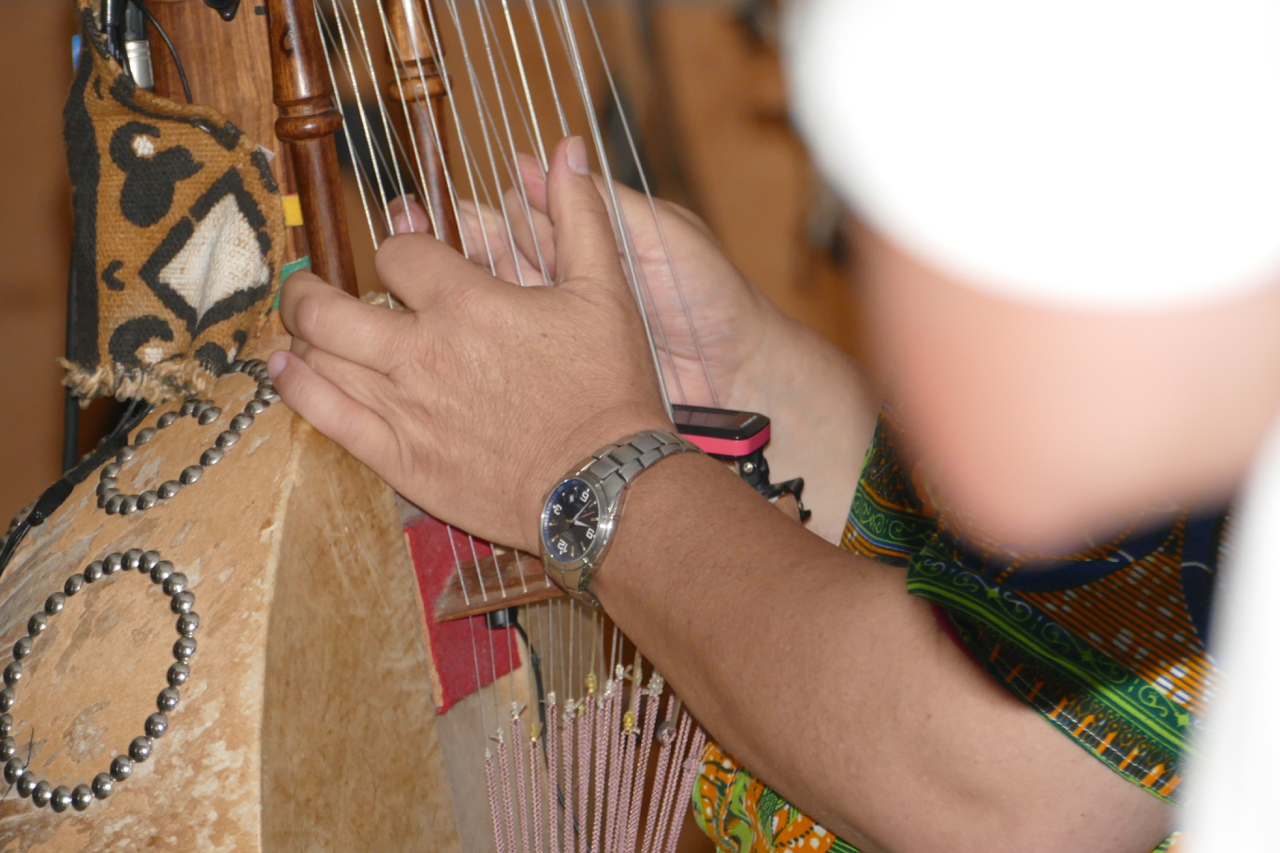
left=786, top=0, right=1280, bottom=310
left=787, top=1, right=1280, bottom=848
left=1184, top=418, right=1280, bottom=851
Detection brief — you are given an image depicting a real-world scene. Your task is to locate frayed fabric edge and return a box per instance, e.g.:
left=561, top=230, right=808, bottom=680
left=58, top=358, right=217, bottom=407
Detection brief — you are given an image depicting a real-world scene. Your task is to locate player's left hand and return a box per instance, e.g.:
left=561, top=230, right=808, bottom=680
left=269, top=137, right=671, bottom=552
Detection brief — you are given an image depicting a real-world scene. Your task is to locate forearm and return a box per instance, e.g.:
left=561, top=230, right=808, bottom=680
left=731, top=308, right=878, bottom=543
left=595, top=453, right=1170, bottom=853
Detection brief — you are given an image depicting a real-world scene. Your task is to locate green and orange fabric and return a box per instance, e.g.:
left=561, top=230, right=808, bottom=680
left=693, top=409, right=1224, bottom=853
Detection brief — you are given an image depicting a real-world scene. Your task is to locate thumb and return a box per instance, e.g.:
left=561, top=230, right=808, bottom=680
left=546, top=136, right=624, bottom=290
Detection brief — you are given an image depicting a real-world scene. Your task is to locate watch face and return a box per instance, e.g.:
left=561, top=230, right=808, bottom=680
left=542, top=478, right=601, bottom=564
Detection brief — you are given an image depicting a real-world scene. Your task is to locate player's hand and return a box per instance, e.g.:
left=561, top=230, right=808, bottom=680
left=390, top=157, right=877, bottom=541
left=270, top=137, right=671, bottom=551
left=390, top=153, right=778, bottom=414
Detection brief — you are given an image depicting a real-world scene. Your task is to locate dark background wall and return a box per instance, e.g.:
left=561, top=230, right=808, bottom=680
left=0, top=1, right=77, bottom=525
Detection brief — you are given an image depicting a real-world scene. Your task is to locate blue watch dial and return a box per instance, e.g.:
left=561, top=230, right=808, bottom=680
left=542, top=478, right=600, bottom=563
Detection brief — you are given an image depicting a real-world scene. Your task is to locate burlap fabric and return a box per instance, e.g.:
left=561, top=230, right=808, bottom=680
left=62, top=1, right=285, bottom=404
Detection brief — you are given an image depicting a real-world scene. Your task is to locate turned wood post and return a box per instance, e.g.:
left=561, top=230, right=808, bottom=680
left=384, top=0, right=459, bottom=250
left=265, top=0, right=359, bottom=296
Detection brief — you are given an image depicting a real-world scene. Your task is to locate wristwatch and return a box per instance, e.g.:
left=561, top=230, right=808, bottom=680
left=539, top=430, right=700, bottom=607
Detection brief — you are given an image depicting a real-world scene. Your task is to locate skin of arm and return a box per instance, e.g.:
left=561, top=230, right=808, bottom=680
left=596, top=453, right=1170, bottom=853
left=731, top=308, right=875, bottom=543
left=268, top=137, right=1169, bottom=852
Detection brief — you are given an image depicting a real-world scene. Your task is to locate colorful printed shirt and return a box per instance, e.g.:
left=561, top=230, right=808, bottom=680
left=694, top=410, right=1223, bottom=853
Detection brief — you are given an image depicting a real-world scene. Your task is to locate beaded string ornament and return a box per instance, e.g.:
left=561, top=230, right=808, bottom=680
left=2, top=549, right=197, bottom=813
left=3, top=358, right=277, bottom=811
left=96, top=359, right=280, bottom=515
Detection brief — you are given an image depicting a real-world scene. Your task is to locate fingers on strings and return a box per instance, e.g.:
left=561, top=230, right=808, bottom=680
left=373, top=230, right=511, bottom=313
left=278, top=271, right=414, bottom=374
left=545, top=136, right=626, bottom=289
left=380, top=136, right=650, bottom=297
left=458, top=198, right=551, bottom=287
left=387, top=159, right=557, bottom=287
left=267, top=349, right=399, bottom=475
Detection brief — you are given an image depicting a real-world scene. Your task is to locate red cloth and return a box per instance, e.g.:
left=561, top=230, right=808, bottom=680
left=404, top=514, right=518, bottom=713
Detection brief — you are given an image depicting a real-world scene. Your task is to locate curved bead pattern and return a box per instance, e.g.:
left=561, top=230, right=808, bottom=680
left=91, top=360, right=273, bottom=516
left=157, top=687, right=180, bottom=713
left=92, top=772, right=114, bottom=799
left=128, top=736, right=153, bottom=763
left=150, top=561, right=174, bottom=585
left=177, top=612, right=199, bottom=637
left=144, top=712, right=168, bottom=739
left=5, top=548, right=198, bottom=814
left=167, top=663, right=190, bottom=687
left=110, top=755, right=132, bottom=781
left=92, top=768, right=114, bottom=799
left=173, top=637, right=197, bottom=661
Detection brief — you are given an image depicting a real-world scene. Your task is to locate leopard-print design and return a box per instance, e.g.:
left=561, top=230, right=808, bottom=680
left=61, top=0, right=285, bottom=404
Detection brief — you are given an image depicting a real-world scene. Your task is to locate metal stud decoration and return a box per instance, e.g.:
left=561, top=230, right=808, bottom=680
left=96, top=360, right=279, bottom=516
left=2, top=549, right=198, bottom=812
left=0, top=359, right=272, bottom=812
left=0, top=360, right=268, bottom=810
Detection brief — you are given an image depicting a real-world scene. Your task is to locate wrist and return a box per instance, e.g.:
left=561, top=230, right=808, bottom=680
left=535, top=429, right=701, bottom=605
left=734, top=306, right=842, bottom=423
left=516, top=405, right=674, bottom=553
left=729, top=308, right=880, bottom=542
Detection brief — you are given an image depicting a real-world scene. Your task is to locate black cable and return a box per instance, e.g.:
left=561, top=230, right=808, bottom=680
left=508, top=609, right=593, bottom=850
left=132, top=0, right=192, bottom=103
left=0, top=399, right=151, bottom=579
left=101, top=0, right=130, bottom=77
left=511, top=617, right=548, bottom=742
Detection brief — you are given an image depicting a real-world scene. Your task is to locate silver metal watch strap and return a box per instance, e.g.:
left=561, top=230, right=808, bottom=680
left=578, top=430, right=701, bottom=507
left=545, top=430, right=700, bottom=608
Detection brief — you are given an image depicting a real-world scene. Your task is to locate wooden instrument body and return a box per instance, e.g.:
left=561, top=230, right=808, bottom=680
left=0, top=2, right=736, bottom=849
left=0, top=324, right=463, bottom=851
